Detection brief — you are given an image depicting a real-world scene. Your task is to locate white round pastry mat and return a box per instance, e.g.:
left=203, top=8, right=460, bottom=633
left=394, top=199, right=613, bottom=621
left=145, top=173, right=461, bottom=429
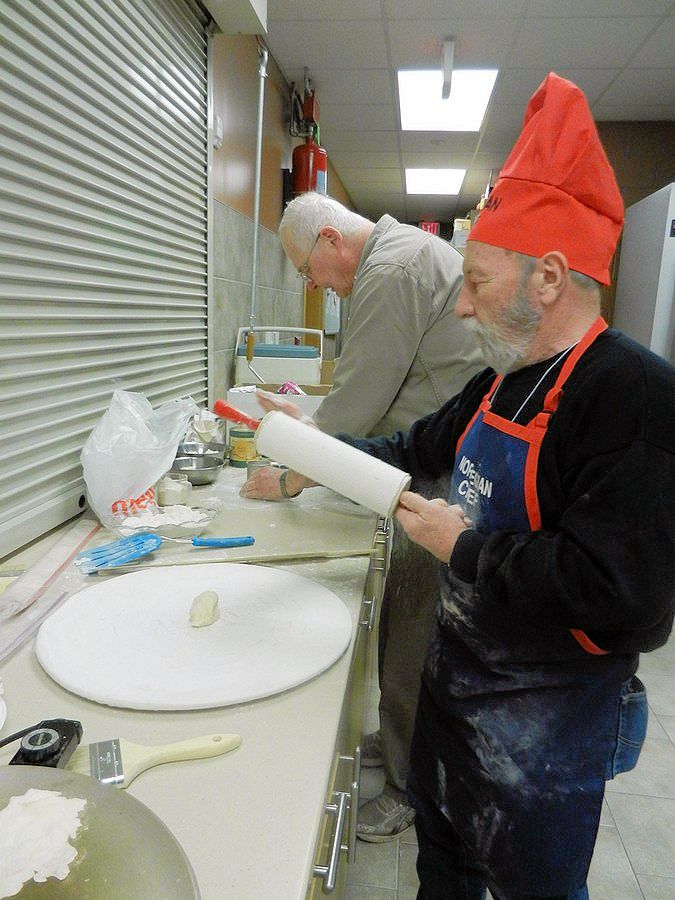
left=35, top=564, right=353, bottom=710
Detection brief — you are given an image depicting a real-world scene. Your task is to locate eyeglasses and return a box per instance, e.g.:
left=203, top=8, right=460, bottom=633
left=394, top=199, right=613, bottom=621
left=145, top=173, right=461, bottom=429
left=297, top=233, right=321, bottom=282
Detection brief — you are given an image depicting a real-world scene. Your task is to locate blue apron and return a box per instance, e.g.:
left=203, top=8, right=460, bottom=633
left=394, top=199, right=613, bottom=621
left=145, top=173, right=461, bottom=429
left=409, top=319, right=645, bottom=898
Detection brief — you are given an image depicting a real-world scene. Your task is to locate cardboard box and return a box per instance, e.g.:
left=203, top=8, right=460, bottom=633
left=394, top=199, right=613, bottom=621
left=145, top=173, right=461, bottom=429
left=320, top=358, right=336, bottom=384
left=225, top=384, right=331, bottom=436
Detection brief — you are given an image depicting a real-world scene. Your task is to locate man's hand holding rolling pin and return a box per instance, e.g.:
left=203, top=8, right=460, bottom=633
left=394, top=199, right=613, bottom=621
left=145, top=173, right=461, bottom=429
left=240, top=391, right=472, bottom=562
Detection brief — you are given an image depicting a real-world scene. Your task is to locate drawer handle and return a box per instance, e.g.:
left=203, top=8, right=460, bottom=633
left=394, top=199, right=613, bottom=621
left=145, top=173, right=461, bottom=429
left=341, top=745, right=362, bottom=864
left=360, top=598, right=377, bottom=632
left=314, top=790, right=349, bottom=893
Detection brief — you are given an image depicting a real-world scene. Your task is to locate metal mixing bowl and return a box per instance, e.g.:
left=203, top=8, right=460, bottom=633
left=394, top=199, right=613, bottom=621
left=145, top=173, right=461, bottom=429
left=177, top=441, right=227, bottom=461
left=171, top=455, right=224, bottom=485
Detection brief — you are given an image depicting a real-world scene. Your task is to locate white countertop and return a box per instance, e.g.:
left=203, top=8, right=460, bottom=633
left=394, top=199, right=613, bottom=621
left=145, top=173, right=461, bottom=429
left=0, top=470, right=379, bottom=899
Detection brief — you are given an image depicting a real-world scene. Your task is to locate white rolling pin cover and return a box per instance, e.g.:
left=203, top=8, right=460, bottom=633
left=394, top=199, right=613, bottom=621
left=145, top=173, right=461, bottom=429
left=254, top=411, right=411, bottom=517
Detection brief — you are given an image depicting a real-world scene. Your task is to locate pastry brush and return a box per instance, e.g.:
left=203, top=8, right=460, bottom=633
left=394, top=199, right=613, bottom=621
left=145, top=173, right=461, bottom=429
left=66, top=732, right=241, bottom=787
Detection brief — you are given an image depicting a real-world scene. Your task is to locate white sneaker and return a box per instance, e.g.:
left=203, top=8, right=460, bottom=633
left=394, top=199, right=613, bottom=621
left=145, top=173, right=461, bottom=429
left=356, top=787, right=415, bottom=842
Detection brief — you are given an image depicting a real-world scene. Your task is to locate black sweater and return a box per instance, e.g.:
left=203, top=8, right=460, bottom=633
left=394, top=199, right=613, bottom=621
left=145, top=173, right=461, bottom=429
left=343, top=328, right=675, bottom=654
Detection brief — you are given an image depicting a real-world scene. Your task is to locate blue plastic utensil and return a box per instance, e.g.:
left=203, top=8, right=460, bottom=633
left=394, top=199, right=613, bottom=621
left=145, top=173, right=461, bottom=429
left=74, top=534, right=256, bottom=575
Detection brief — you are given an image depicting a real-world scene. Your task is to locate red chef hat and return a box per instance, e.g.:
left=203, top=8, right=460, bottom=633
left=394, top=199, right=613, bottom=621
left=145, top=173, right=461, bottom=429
left=468, top=72, right=623, bottom=285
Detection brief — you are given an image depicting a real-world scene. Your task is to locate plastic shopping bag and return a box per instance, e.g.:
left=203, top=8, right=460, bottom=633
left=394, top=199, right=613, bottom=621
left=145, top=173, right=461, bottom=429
left=81, top=390, right=197, bottom=527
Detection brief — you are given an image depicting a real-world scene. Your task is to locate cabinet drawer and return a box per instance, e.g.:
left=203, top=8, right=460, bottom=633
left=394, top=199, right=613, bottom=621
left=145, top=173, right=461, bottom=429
left=308, top=606, right=370, bottom=897
left=309, top=524, right=390, bottom=897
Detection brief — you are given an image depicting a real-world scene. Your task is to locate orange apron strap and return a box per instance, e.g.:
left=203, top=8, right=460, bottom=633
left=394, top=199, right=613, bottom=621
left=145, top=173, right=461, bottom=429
left=570, top=629, right=609, bottom=655
left=543, top=317, right=608, bottom=413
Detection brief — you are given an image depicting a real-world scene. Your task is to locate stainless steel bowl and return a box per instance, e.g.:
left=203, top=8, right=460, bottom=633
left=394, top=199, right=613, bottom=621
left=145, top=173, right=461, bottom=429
left=171, top=455, right=224, bottom=485
left=177, top=441, right=227, bottom=461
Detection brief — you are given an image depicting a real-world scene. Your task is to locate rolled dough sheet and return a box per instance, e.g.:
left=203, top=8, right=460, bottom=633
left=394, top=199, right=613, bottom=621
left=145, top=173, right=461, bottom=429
left=35, top=564, right=353, bottom=710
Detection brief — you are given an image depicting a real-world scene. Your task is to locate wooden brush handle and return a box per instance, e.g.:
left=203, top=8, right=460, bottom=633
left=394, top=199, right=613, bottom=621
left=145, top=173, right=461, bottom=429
left=140, top=733, right=241, bottom=767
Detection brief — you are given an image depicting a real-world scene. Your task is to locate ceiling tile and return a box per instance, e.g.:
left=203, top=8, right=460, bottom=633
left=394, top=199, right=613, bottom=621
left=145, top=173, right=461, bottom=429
left=593, top=68, right=675, bottom=110
left=306, top=69, right=394, bottom=106
left=462, top=170, right=496, bottom=191
left=629, top=17, right=675, bottom=67
left=509, top=17, right=659, bottom=68
left=489, top=67, right=626, bottom=110
left=268, top=1, right=381, bottom=22
left=387, top=18, right=519, bottom=69
left=320, top=129, right=400, bottom=153
left=400, top=132, right=478, bottom=154
left=593, top=102, right=675, bottom=120
left=490, top=68, right=552, bottom=107
left=320, top=103, right=397, bottom=131
left=333, top=168, right=404, bottom=188
left=404, top=197, right=462, bottom=219
left=527, top=0, right=673, bottom=16
left=327, top=150, right=401, bottom=169
left=384, top=0, right=528, bottom=18
left=471, top=151, right=510, bottom=171
left=265, top=21, right=388, bottom=74
left=402, top=150, right=475, bottom=168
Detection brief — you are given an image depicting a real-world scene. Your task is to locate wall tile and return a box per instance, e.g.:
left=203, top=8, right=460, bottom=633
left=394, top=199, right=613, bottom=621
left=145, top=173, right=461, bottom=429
left=212, top=201, right=303, bottom=358
left=211, top=348, right=234, bottom=399
left=273, top=290, right=304, bottom=327
left=212, top=278, right=251, bottom=352
left=256, top=224, right=285, bottom=288
left=213, top=201, right=254, bottom=282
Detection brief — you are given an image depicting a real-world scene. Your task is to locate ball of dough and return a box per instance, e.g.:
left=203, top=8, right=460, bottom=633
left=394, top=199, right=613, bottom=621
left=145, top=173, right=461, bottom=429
left=189, top=590, right=219, bottom=627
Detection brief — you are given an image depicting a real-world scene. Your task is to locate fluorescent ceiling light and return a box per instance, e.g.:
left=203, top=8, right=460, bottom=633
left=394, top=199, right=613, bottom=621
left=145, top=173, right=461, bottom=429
left=405, top=168, right=466, bottom=195
left=398, top=69, right=498, bottom=131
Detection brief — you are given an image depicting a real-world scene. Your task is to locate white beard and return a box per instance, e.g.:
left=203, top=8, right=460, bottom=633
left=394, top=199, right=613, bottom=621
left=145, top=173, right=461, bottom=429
left=462, top=288, right=541, bottom=374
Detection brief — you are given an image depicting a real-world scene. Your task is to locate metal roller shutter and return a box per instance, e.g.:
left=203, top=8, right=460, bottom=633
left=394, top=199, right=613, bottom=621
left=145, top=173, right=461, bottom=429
left=0, top=0, right=210, bottom=557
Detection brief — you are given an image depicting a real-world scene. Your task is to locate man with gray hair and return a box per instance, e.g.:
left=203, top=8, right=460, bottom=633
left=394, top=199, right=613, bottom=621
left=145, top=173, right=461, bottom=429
left=244, top=191, right=482, bottom=840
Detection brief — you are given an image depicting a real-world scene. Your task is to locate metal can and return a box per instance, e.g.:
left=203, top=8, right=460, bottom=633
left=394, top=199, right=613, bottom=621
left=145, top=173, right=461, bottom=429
left=229, top=428, right=258, bottom=467
left=246, top=458, right=270, bottom=479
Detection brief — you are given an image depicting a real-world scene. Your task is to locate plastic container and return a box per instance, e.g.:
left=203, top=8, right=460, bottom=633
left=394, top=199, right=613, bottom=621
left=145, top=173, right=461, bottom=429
left=156, top=473, right=192, bottom=506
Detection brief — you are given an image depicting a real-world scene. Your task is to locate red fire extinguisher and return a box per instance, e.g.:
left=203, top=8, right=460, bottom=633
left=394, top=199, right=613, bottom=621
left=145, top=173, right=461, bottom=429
left=292, top=136, right=327, bottom=196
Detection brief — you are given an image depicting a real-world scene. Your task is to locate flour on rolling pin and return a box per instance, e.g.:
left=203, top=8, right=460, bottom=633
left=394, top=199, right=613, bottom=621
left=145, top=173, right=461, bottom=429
left=0, top=788, right=87, bottom=896
left=189, top=590, right=219, bottom=627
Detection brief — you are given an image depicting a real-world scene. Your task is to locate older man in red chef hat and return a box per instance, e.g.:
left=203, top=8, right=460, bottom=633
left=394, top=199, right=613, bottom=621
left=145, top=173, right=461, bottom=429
left=251, top=74, right=675, bottom=898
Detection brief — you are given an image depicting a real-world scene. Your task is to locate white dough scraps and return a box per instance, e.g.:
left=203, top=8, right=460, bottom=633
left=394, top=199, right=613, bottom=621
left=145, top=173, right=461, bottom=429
left=119, top=506, right=209, bottom=529
left=189, top=590, right=220, bottom=627
left=0, top=788, right=87, bottom=897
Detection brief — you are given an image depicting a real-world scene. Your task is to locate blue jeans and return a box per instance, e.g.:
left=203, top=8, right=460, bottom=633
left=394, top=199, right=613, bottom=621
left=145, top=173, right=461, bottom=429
left=607, top=675, right=648, bottom=779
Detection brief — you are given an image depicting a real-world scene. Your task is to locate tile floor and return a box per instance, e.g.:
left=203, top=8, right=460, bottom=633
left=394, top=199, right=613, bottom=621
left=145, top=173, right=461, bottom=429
left=346, top=634, right=675, bottom=899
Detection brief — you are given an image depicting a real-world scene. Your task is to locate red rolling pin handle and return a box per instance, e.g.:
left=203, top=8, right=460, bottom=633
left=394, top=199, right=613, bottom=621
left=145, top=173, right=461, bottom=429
left=213, top=400, right=260, bottom=431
